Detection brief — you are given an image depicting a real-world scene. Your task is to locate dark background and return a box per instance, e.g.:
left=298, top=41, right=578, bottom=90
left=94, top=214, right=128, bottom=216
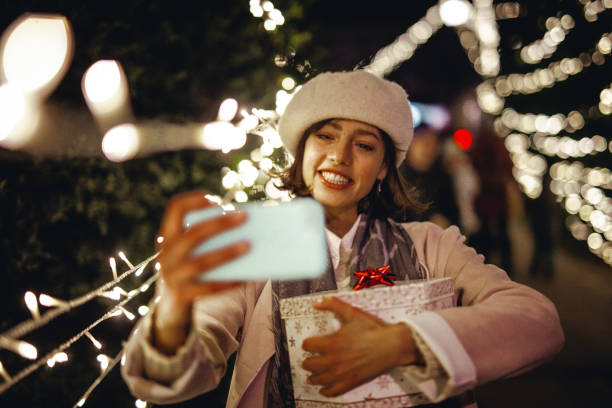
left=0, top=1, right=611, bottom=407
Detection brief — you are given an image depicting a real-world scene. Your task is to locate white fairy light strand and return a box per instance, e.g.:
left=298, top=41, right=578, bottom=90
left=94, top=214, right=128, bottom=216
left=364, top=4, right=444, bottom=77
left=0, top=272, right=159, bottom=395
left=249, top=0, right=285, bottom=31
left=73, top=346, right=124, bottom=407
left=474, top=3, right=612, bottom=264
left=519, top=14, right=575, bottom=65
left=0, top=252, right=158, bottom=343
left=494, top=33, right=610, bottom=99
left=582, top=0, right=612, bottom=22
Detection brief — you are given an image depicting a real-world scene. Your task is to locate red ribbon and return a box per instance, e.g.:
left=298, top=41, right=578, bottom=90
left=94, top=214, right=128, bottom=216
left=352, top=264, right=395, bottom=290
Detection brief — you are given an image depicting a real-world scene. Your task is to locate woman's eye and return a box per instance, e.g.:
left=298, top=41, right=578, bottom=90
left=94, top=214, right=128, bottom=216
left=357, top=143, right=374, bottom=151
left=316, top=133, right=333, bottom=140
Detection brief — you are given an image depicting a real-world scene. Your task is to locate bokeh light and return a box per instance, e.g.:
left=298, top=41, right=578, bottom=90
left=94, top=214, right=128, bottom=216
left=453, top=129, right=473, bottom=150
left=101, top=123, right=140, bottom=162
left=439, top=0, right=472, bottom=27
left=1, top=14, right=73, bottom=96
left=82, top=60, right=128, bottom=116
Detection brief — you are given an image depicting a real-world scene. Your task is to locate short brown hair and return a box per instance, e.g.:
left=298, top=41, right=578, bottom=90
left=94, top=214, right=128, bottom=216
left=273, top=120, right=429, bottom=221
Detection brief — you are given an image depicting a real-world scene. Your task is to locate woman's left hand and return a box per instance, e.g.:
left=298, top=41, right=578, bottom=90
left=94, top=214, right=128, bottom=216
left=302, top=297, right=423, bottom=397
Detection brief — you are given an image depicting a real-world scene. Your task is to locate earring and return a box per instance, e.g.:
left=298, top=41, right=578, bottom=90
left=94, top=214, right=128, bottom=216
left=377, top=180, right=382, bottom=194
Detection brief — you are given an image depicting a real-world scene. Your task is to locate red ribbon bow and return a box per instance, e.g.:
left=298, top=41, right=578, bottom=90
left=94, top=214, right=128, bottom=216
left=352, top=264, right=395, bottom=290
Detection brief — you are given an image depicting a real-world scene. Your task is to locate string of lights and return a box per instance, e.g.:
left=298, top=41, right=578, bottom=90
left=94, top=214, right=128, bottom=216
left=519, top=14, right=575, bottom=65
left=364, top=4, right=444, bottom=77
left=0, top=1, right=611, bottom=404
left=0, top=271, right=159, bottom=395
left=0, top=252, right=158, bottom=343
left=477, top=2, right=611, bottom=265
left=493, top=32, right=610, bottom=97
left=581, top=0, right=612, bottom=22
left=74, top=349, right=127, bottom=408
left=248, top=0, right=286, bottom=31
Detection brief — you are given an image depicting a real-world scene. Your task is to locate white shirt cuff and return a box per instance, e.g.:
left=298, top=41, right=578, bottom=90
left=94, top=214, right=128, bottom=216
left=137, top=313, right=201, bottom=384
left=403, top=311, right=477, bottom=399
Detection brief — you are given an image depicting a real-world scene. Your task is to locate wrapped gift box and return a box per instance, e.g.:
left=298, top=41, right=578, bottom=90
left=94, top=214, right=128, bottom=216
left=279, top=277, right=454, bottom=407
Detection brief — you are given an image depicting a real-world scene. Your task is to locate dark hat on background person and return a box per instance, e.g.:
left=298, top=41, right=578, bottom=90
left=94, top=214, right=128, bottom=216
left=278, top=70, right=414, bottom=167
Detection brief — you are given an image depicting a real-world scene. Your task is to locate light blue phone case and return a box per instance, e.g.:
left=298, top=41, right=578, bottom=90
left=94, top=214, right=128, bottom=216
left=183, top=198, right=329, bottom=281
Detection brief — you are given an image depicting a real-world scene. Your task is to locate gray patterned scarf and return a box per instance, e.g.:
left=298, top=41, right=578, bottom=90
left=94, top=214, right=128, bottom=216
left=267, top=213, right=425, bottom=407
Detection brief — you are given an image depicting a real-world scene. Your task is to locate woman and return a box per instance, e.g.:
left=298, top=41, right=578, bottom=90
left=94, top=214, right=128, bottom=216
left=121, top=71, right=564, bottom=407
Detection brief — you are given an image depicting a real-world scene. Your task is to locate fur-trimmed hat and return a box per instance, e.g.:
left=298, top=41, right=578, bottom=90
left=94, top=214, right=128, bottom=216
left=278, top=70, right=413, bottom=167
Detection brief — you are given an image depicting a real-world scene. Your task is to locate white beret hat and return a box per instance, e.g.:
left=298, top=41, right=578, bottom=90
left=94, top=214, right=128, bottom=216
left=278, top=70, right=413, bottom=167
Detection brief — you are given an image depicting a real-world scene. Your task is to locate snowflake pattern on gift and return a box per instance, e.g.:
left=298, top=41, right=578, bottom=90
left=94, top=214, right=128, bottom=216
left=283, top=278, right=455, bottom=407
left=314, top=316, right=328, bottom=333
left=294, top=320, right=303, bottom=335
left=375, top=374, right=393, bottom=390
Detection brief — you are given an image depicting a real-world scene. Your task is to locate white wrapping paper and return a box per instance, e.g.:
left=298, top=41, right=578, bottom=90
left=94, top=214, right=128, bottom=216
left=279, top=278, right=454, bottom=407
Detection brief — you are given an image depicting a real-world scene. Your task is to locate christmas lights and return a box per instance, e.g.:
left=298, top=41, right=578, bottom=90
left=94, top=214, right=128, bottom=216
left=519, top=15, right=575, bottom=65
left=1, top=2, right=611, bottom=404
left=0, top=271, right=158, bottom=396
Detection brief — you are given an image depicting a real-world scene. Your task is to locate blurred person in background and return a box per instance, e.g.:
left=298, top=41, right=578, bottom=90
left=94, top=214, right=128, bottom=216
left=403, top=125, right=480, bottom=237
left=467, top=122, right=515, bottom=275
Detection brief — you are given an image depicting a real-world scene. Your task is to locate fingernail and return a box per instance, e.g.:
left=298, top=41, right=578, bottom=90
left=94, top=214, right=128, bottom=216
left=236, top=241, right=250, bottom=252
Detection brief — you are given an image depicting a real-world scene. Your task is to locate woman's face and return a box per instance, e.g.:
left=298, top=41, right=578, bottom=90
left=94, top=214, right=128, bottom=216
left=302, top=119, right=388, bottom=215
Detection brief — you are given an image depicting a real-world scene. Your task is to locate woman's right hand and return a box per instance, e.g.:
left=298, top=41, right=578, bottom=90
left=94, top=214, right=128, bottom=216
left=152, top=191, right=250, bottom=355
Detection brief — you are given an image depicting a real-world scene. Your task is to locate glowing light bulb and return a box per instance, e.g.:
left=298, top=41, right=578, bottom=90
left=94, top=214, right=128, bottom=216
left=238, top=114, right=259, bottom=131
left=109, top=257, right=117, bottom=280
left=101, top=290, right=121, bottom=300
left=121, top=307, right=136, bottom=321
left=0, top=83, right=27, bottom=142
left=1, top=14, right=73, bottom=96
left=201, top=121, right=245, bottom=152
left=281, top=77, right=296, bottom=90
left=135, top=265, right=146, bottom=277
left=138, top=305, right=150, bottom=316
left=222, top=171, right=240, bottom=189
left=82, top=60, right=128, bottom=115
left=235, top=190, right=248, bottom=203
left=217, top=98, right=238, bottom=122
left=117, top=251, right=134, bottom=269
left=101, top=123, right=140, bottom=162
left=39, top=293, right=66, bottom=307
left=96, top=354, right=110, bottom=371
left=17, top=340, right=38, bottom=360
left=54, top=351, right=68, bottom=363
left=85, top=331, right=102, bottom=349
left=439, top=0, right=472, bottom=27
left=24, top=291, right=40, bottom=319
left=587, top=233, right=603, bottom=250
left=264, top=19, right=276, bottom=31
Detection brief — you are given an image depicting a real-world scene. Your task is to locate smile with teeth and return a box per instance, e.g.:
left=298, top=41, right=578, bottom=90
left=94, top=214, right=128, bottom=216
left=319, top=170, right=353, bottom=189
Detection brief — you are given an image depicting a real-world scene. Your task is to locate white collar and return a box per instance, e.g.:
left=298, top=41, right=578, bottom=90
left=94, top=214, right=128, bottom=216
left=325, top=214, right=362, bottom=282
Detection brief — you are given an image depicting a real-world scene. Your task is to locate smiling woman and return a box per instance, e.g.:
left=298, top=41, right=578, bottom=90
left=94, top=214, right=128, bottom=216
left=297, top=119, right=389, bottom=236
left=121, top=70, right=564, bottom=408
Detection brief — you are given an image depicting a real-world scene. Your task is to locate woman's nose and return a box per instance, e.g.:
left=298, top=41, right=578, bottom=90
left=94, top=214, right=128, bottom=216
left=329, top=142, right=351, bottom=165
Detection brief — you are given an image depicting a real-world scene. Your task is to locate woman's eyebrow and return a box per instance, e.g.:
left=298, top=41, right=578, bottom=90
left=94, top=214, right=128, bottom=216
left=323, top=121, right=381, bottom=140
left=351, top=129, right=382, bottom=140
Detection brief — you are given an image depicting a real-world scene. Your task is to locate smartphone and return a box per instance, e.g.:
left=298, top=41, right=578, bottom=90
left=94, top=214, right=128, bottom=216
left=183, top=198, right=329, bottom=281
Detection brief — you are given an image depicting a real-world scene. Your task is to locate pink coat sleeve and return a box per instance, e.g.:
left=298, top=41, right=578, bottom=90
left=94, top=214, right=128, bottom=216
left=121, top=281, right=266, bottom=404
left=405, top=222, right=564, bottom=385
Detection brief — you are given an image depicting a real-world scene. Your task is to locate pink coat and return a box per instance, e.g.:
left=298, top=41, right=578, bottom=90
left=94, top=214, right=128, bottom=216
left=121, top=222, right=564, bottom=406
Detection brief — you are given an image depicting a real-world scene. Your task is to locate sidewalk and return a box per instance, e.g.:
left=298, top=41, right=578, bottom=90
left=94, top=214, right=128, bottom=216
left=475, top=215, right=612, bottom=407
